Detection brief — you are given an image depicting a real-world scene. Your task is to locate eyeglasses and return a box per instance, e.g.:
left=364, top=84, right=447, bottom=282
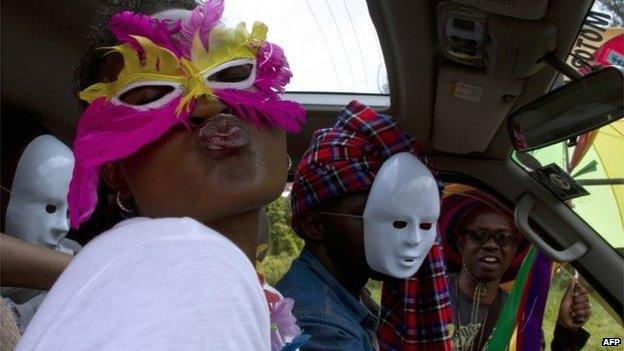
left=463, top=229, right=517, bottom=247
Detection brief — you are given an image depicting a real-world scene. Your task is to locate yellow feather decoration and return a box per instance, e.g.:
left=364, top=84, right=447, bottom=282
left=78, top=20, right=270, bottom=115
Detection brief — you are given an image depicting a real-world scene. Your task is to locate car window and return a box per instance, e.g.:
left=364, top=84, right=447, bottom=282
left=543, top=264, right=624, bottom=349
left=511, top=3, right=624, bottom=344
left=442, top=183, right=623, bottom=349
left=512, top=0, right=623, bottom=252
left=513, top=1, right=623, bottom=251
left=513, top=122, right=623, bottom=252
left=222, top=0, right=389, bottom=94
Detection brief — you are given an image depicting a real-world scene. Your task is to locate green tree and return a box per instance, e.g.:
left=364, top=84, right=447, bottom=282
left=266, top=197, right=304, bottom=256
left=259, top=197, right=304, bottom=285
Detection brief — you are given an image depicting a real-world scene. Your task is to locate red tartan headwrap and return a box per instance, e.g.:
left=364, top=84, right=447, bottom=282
left=290, top=100, right=435, bottom=234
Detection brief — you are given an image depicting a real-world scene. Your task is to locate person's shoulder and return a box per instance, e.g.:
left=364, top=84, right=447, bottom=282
left=104, top=216, right=225, bottom=242
left=66, top=217, right=251, bottom=285
left=276, top=254, right=324, bottom=302
left=279, top=274, right=361, bottom=341
left=277, top=260, right=341, bottom=321
left=83, top=217, right=239, bottom=257
left=18, top=217, right=267, bottom=351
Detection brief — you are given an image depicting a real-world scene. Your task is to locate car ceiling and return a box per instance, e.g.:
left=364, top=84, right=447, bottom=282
left=1, top=0, right=594, bottom=165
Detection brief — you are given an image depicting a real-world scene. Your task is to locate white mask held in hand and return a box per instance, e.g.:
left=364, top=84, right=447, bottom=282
left=363, top=152, right=440, bottom=279
left=5, top=135, right=74, bottom=249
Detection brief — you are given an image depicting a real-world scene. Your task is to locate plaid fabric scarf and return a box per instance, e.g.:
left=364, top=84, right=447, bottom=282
left=290, top=100, right=452, bottom=350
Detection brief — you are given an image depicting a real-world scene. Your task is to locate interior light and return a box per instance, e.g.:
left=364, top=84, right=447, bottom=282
left=437, top=2, right=487, bottom=67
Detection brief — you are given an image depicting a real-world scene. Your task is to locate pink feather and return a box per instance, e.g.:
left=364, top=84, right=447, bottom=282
left=68, top=97, right=190, bottom=228
left=175, top=0, right=225, bottom=56
left=67, top=165, right=101, bottom=229
left=255, top=42, right=293, bottom=93
left=216, top=89, right=306, bottom=134
left=109, top=11, right=182, bottom=56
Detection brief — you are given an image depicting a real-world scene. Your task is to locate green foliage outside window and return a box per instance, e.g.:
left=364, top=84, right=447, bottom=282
left=258, top=196, right=304, bottom=285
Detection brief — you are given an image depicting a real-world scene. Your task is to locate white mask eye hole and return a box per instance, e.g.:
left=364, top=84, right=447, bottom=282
left=203, top=59, right=257, bottom=90
left=45, top=204, right=57, bottom=214
left=393, top=221, right=408, bottom=229
left=119, top=85, right=176, bottom=106
left=420, top=223, right=433, bottom=230
left=112, top=81, right=183, bottom=111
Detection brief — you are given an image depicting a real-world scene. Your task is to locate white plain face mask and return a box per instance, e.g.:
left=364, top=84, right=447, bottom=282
left=363, top=152, right=440, bottom=279
left=5, top=135, right=74, bottom=249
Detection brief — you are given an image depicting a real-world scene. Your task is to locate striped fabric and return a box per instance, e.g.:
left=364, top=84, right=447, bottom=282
left=377, top=241, right=453, bottom=351
left=290, top=100, right=452, bottom=351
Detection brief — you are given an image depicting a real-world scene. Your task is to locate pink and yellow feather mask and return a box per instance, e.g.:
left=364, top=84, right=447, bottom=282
left=68, top=0, right=306, bottom=228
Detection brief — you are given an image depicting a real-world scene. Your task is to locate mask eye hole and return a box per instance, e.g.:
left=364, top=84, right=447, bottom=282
left=419, top=223, right=432, bottom=230
left=45, top=204, right=57, bottom=214
left=119, top=85, right=175, bottom=106
left=208, top=64, right=253, bottom=83
left=393, top=221, right=408, bottom=229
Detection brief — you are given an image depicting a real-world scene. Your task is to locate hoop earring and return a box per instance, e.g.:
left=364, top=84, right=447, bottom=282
left=116, top=192, right=134, bottom=213
left=287, top=154, right=292, bottom=171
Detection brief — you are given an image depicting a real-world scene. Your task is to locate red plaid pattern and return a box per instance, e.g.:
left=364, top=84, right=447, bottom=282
left=377, top=242, right=453, bottom=351
left=291, top=100, right=436, bottom=232
left=290, top=100, right=452, bottom=350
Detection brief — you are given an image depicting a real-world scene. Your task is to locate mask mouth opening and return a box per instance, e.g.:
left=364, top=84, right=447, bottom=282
left=401, top=257, right=418, bottom=266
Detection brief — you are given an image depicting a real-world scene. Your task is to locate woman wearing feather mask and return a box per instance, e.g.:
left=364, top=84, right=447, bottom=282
left=17, top=1, right=308, bottom=350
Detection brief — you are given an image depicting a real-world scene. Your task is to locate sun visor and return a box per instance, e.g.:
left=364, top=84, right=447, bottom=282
left=485, top=16, right=557, bottom=79
left=449, top=0, right=548, bottom=20
left=432, top=66, right=524, bottom=153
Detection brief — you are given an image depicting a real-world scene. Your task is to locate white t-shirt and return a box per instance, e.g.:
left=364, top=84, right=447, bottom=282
left=17, top=217, right=270, bottom=351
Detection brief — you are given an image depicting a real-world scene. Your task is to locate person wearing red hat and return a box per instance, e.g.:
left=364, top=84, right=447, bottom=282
left=276, top=100, right=453, bottom=351
left=439, top=188, right=591, bottom=351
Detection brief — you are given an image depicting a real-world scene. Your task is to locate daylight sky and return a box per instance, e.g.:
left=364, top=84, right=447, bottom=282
left=222, top=0, right=386, bottom=94
left=219, top=0, right=621, bottom=94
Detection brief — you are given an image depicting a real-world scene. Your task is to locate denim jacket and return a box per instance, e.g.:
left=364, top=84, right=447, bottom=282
left=276, top=249, right=379, bottom=351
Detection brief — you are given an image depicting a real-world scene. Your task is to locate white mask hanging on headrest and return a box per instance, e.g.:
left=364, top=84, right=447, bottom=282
left=363, top=152, right=440, bottom=279
left=5, top=135, right=74, bottom=249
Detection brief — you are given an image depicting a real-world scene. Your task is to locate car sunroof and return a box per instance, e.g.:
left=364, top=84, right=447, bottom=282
left=222, top=0, right=389, bottom=95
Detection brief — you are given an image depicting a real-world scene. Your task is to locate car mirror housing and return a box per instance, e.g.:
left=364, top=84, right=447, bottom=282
left=508, top=66, right=623, bottom=152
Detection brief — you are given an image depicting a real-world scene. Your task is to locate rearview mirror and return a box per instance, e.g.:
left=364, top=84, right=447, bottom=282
left=509, top=67, right=623, bottom=152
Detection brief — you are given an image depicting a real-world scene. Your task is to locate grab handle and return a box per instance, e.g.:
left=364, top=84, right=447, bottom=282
left=514, top=193, right=588, bottom=262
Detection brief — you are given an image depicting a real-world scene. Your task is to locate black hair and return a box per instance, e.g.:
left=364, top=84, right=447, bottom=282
left=73, top=0, right=196, bottom=94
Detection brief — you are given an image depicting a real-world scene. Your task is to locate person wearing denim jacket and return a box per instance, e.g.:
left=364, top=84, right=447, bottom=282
left=276, top=100, right=453, bottom=351
left=276, top=249, right=380, bottom=350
